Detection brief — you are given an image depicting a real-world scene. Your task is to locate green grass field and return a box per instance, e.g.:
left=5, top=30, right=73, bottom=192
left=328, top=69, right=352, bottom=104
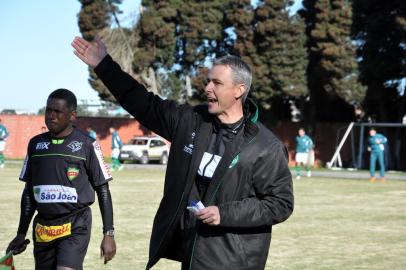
left=1, top=163, right=406, bottom=269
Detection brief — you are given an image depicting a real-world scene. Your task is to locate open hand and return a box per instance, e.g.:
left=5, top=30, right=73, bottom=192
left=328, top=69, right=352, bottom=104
left=71, top=35, right=107, bottom=68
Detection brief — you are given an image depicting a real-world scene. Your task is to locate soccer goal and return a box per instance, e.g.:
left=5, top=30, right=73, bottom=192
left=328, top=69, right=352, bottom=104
left=327, top=122, right=406, bottom=171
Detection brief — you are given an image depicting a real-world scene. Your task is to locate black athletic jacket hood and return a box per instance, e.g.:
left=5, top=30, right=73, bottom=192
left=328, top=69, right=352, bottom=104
left=95, top=55, right=294, bottom=270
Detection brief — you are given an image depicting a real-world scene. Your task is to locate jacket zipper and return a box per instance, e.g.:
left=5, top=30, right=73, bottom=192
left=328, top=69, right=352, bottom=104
left=188, top=233, right=198, bottom=269
left=147, top=191, right=185, bottom=269
left=188, top=136, right=257, bottom=269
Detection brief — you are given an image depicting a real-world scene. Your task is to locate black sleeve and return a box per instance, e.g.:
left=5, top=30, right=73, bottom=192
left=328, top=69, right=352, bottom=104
left=94, top=55, right=189, bottom=142
left=19, top=142, right=32, bottom=182
left=94, top=183, right=114, bottom=234
left=17, top=184, right=37, bottom=235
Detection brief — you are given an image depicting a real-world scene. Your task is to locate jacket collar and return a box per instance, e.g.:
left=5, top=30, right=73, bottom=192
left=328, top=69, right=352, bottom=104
left=242, top=99, right=259, bottom=143
left=202, top=99, right=260, bottom=204
left=244, top=98, right=259, bottom=124
left=212, top=98, right=259, bottom=135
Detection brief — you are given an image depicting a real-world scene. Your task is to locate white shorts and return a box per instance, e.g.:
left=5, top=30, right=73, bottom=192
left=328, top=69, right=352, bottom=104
left=295, top=151, right=315, bottom=166
left=0, top=141, right=6, bottom=152
left=111, top=148, right=120, bottom=159
left=295, top=152, right=310, bottom=164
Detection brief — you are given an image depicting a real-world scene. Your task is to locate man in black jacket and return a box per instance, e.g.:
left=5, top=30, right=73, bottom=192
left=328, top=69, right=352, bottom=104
left=72, top=36, right=293, bottom=270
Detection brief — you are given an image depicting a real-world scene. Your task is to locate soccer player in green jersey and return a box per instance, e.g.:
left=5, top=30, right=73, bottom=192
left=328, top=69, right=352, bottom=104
left=295, top=128, right=314, bottom=179
left=368, top=128, right=388, bottom=182
left=0, top=118, right=9, bottom=168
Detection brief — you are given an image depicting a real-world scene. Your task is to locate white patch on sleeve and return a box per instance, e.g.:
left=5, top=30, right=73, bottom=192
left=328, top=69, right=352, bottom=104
left=93, top=141, right=112, bottom=179
left=33, top=185, right=78, bottom=203
left=19, top=155, right=29, bottom=180
left=198, top=152, right=222, bottom=178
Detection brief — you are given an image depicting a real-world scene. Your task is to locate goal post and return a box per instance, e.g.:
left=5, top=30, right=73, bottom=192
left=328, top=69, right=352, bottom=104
left=327, top=122, right=406, bottom=171
left=327, top=122, right=355, bottom=169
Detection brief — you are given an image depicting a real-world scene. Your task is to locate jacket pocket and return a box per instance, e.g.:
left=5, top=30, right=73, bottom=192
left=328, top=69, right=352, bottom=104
left=192, top=231, right=249, bottom=269
left=230, top=233, right=248, bottom=268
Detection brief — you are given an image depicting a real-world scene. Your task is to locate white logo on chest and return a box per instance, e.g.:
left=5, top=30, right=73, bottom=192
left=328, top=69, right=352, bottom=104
left=67, top=141, right=83, bottom=152
left=198, top=152, right=222, bottom=178
left=33, top=185, right=78, bottom=203
left=36, top=142, right=50, bottom=150
left=183, top=144, right=194, bottom=155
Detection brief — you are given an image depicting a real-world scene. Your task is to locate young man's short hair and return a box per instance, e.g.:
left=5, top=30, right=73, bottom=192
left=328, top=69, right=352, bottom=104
left=48, top=89, right=77, bottom=112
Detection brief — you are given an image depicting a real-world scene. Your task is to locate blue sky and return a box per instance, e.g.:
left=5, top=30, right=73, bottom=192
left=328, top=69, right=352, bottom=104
left=0, top=0, right=302, bottom=112
left=0, top=0, right=140, bottom=112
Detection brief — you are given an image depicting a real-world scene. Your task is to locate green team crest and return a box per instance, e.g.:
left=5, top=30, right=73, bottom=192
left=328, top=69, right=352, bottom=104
left=67, top=167, right=79, bottom=181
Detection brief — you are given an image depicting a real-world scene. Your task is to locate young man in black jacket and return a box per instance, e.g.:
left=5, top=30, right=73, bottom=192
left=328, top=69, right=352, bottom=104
left=72, top=36, right=293, bottom=270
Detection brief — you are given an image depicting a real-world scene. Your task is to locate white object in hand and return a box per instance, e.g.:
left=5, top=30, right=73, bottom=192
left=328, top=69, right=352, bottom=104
left=187, top=200, right=205, bottom=214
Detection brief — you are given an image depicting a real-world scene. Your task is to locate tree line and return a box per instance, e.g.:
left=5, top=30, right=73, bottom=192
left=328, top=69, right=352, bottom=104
left=77, top=0, right=406, bottom=125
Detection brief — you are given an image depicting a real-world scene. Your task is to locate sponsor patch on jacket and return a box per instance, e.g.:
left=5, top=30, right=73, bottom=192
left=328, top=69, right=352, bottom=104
left=36, top=142, right=50, bottom=150
left=183, top=144, right=194, bottom=155
left=67, top=141, right=83, bottom=152
left=35, top=222, right=71, bottom=242
left=33, top=185, right=78, bottom=203
left=67, top=167, right=79, bottom=181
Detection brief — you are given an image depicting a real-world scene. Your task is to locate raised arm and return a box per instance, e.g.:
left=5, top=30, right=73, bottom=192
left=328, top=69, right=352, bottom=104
left=71, top=36, right=190, bottom=141
left=71, top=36, right=107, bottom=68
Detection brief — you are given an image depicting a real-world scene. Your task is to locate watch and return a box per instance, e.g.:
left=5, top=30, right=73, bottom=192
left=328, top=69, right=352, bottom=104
left=105, top=229, right=115, bottom=237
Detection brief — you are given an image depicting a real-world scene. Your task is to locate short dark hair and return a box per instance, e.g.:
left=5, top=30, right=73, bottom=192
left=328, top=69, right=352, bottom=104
left=48, top=89, right=77, bottom=112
